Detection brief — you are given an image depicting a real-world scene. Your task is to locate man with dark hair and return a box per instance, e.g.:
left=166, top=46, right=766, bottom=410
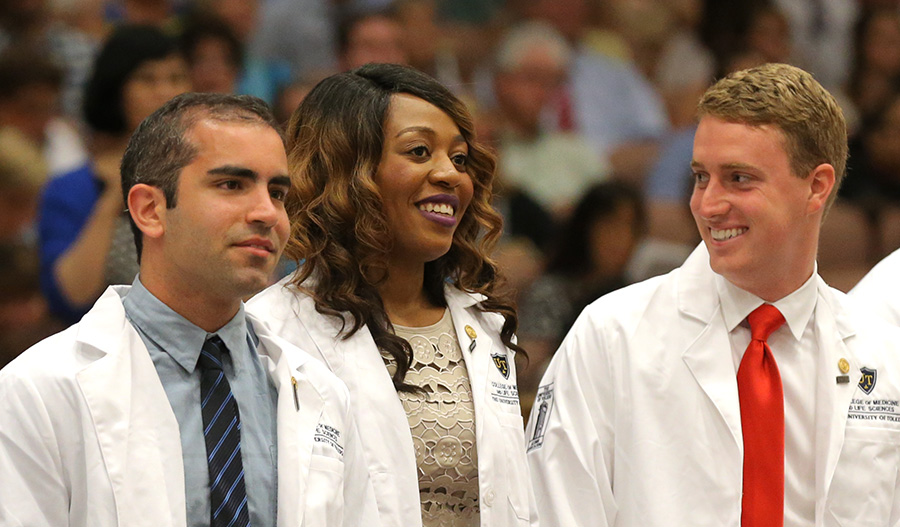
left=0, top=92, right=378, bottom=527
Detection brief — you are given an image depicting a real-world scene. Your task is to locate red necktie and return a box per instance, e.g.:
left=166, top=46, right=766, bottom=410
left=738, top=304, right=786, bottom=527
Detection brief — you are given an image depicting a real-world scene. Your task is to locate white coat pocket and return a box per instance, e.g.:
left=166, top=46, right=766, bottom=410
left=497, top=411, right=531, bottom=523
left=826, top=427, right=900, bottom=526
left=304, top=454, right=345, bottom=527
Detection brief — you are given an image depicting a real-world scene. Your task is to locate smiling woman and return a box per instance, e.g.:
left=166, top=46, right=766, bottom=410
left=247, top=63, right=536, bottom=527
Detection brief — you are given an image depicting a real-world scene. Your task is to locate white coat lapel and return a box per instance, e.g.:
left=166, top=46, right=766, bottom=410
left=281, top=294, right=421, bottom=518
left=346, top=322, right=419, bottom=475
left=255, top=331, right=323, bottom=527
left=75, top=288, right=186, bottom=527
left=678, top=245, right=743, bottom=450
left=445, top=288, right=492, bottom=414
left=812, top=283, right=859, bottom=524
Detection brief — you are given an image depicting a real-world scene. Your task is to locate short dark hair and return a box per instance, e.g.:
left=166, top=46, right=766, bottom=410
left=83, top=24, right=181, bottom=135
left=121, top=92, right=280, bottom=259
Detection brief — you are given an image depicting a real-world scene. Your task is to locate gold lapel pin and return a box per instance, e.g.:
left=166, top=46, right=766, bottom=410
left=465, top=325, right=477, bottom=352
left=838, top=358, right=850, bottom=374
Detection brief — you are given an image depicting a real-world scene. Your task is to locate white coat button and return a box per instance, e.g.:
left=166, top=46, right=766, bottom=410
left=483, top=489, right=495, bottom=507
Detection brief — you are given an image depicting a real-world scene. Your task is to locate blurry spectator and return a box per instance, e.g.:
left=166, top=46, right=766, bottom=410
left=394, top=0, right=465, bottom=92
left=644, top=125, right=699, bottom=245
left=123, top=0, right=176, bottom=26
left=181, top=15, right=242, bottom=94
left=193, top=0, right=292, bottom=103
left=337, top=7, right=407, bottom=70
left=771, top=0, right=856, bottom=90
left=0, top=242, right=64, bottom=367
left=843, top=93, right=900, bottom=210
left=103, top=0, right=182, bottom=29
left=699, top=0, right=768, bottom=70
left=653, top=0, right=716, bottom=128
left=745, top=4, right=792, bottom=64
left=50, top=0, right=107, bottom=40
left=516, top=181, right=646, bottom=413
left=0, top=127, right=47, bottom=245
left=0, top=45, right=62, bottom=147
left=273, top=72, right=326, bottom=125
left=848, top=8, right=900, bottom=124
left=490, top=21, right=607, bottom=218
left=523, top=0, right=669, bottom=182
left=0, top=0, right=98, bottom=128
left=251, top=0, right=337, bottom=82
left=0, top=44, right=86, bottom=174
left=38, top=24, right=190, bottom=323
left=0, top=129, right=60, bottom=366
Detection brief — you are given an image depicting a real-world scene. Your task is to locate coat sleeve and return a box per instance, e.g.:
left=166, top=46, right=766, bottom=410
left=525, top=308, right=618, bottom=527
left=0, top=368, right=70, bottom=527
left=340, top=391, right=383, bottom=527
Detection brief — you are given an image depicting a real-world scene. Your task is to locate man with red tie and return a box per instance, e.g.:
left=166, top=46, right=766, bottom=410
left=526, top=63, right=900, bottom=526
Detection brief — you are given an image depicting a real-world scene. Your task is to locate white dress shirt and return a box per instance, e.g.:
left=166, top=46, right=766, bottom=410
left=716, top=270, right=818, bottom=527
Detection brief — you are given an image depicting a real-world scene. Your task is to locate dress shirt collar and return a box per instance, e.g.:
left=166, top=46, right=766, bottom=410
left=715, top=265, right=818, bottom=341
left=123, top=276, right=250, bottom=373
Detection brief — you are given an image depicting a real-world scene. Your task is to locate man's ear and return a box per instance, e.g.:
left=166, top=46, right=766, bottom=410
left=807, top=163, right=836, bottom=215
left=127, top=184, right=167, bottom=240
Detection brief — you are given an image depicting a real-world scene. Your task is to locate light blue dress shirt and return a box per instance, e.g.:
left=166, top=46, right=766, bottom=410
left=123, top=277, right=278, bottom=527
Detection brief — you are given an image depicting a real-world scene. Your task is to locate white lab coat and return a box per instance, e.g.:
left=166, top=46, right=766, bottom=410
left=526, top=244, right=900, bottom=527
left=0, top=286, right=380, bottom=527
left=248, top=278, right=538, bottom=527
left=849, top=247, right=900, bottom=326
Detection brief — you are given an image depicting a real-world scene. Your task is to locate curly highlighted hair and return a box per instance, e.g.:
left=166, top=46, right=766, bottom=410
left=283, top=63, right=521, bottom=391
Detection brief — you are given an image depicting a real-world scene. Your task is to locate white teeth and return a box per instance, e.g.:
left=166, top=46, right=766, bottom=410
left=711, top=228, right=747, bottom=241
left=419, top=202, right=455, bottom=216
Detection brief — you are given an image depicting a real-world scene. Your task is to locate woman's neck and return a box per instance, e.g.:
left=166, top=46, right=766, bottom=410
left=378, top=261, right=444, bottom=327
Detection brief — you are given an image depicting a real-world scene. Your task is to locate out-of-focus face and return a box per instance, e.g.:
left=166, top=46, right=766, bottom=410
left=374, top=93, right=474, bottom=268
left=155, top=119, right=290, bottom=303
left=122, top=54, right=191, bottom=132
left=747, top=9, right=791, bottom=63
left=211, top=0, right=259, bottom=41
left=188, top=36, right=239, bottom=94
left=690, top=116, right=829, bottom=300
left=494, top=46, right=566, bottom=131
left=867, top=98, right=900, bottom=174
left=588, top=202, right=639, bottom=279
left=342, top=15, right=407, bottom=70
left=0, top=82, right=59, bottom=144
left=864, top=13, right=900, bottom=76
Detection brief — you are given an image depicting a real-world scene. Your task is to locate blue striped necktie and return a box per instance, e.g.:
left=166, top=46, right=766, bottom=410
left=199, top=336, right=251, bottom=527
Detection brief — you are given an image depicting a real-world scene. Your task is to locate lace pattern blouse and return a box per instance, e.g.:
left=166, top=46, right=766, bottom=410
left=389, top=309, right=480, bottom=527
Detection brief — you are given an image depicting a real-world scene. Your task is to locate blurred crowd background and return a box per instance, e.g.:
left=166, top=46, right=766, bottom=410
left=2, top=0, right=899, bottom=414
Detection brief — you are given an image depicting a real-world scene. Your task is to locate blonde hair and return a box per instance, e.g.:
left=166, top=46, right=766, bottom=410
left=697, top=63, right=848, bottom=211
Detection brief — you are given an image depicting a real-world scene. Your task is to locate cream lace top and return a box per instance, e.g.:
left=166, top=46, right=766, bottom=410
left=389, top=309, right=480, bottom=527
